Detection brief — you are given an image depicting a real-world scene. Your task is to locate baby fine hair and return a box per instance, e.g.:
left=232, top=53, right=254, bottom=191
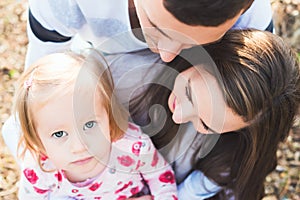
left=13, top=50, right=128, bottom=162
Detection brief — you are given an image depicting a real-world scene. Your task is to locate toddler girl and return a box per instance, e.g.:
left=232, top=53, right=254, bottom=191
left=14, top=51, right=177, bottom=200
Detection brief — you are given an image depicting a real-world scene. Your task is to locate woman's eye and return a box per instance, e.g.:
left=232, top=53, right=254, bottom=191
left=83, top=121, right=96, bottom=130
left=185, top=80, right=193, bottom=104
left=52, top=131, right=67, bottom=138
left=200, top=119, right=209, bottom=131
left=200, top=119, right=218, bottom=134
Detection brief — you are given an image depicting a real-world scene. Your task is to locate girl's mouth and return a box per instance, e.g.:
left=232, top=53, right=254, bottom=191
left=72, top=157, right=93, bottom=165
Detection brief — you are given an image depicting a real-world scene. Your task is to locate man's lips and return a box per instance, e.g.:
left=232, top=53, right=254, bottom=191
left=71, top=157, right=93, bottom=165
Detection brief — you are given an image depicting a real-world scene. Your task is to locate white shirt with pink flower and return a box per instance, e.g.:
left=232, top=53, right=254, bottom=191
left=18, top=123, right=178, bottom=200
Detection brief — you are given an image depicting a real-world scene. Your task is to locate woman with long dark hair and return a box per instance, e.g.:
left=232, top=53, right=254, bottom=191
left=130, top=29, right=300, bottom=199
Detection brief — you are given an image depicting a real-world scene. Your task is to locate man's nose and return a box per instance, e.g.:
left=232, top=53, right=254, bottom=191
left=159, top=50, right=178, bottom=62
left=158, top=40, right=182, bottom=62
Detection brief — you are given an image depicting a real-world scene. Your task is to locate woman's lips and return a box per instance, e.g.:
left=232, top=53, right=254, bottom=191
left=172, top=97, right=176, bottom=111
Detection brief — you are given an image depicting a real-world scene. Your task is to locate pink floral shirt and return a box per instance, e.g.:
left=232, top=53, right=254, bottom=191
left=18, top=123, right=178, bottom=200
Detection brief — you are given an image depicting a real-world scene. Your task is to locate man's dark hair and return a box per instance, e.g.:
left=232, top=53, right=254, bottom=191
left=163, top=0, right=253, bottom=26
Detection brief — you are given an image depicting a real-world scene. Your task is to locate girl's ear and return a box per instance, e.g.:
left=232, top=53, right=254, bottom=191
left=38, top=152, right=57, bottom=172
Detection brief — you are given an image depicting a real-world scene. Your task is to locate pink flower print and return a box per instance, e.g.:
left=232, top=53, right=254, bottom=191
left=128, top=123, right=139, bottom=132
left=172, top=195, right=178, bottom=200
left=23, top=168, right=39, bottom=184
left=33, top=186, right=49, bottom=194
left=159, top=170, right=175, bottom=184
left=135, top=160, right=145, bottom=170
left=89, top=182, right=102, bottom=191
left=130, top=186, right=139, bottom=195
left=40, top=154, right=48, bottom=161
left=132, top=141, right=142, bottom=156
left=117, top=155, right=135, bottom=167
left=117, top=196, right=127, bottom=200
left=151, top=150, right=159, bottom=167
left=94, top=197, right=101, bottom=199
left=115, top=181, right=133, bottom=194
left=72, top=189, right=78, bottom=193
left=55, top=172, right=62, bottom=182
left=61, top=170, right=68, bottom=179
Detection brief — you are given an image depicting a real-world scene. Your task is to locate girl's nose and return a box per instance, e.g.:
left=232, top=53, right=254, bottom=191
left=70, top=132, right=87, bottom=154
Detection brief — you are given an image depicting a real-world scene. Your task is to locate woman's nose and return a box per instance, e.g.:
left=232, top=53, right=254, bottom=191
left=171, top=93, right=197, bottom=125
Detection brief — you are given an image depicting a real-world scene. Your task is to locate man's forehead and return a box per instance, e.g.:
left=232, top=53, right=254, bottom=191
left=140, top=0, right=243, bottom=44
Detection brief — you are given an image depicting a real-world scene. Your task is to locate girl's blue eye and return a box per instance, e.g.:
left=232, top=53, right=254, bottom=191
left=84, top=121, right=96, bottom=130
left=52, top=131, right=67, bottom=138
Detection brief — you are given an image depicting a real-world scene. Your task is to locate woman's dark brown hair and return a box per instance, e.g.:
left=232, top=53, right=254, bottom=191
left=130, top=29, right=300, bottom=199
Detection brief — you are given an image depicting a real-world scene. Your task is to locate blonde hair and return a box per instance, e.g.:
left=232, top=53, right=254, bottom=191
left=13, top=50, right=128, bottom=161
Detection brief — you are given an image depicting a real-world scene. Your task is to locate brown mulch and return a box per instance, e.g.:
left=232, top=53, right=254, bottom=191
left=0, top=0, right=26, bottom=199
left=0, top=0, right=299, bottom=199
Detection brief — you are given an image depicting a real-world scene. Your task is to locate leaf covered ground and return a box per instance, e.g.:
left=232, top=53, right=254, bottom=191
left=0, top=0, right=299, bottom=199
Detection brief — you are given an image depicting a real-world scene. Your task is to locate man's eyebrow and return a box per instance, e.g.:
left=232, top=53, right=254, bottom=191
left=147, top=17, right=172, bottom=40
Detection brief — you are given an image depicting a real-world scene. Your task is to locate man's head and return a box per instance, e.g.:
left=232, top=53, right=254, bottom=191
left=134, top=0, right=253, bottom=62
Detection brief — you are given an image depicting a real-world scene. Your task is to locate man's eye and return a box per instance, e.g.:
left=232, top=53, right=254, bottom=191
left=52, top=131, right=67, bottom=138
left=83, top=121, right=96, bottom=130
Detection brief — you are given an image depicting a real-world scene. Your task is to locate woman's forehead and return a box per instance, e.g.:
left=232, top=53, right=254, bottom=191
left=180, top=67, right=216, bottom=85
left=189, top=67, right=249, bottom=132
